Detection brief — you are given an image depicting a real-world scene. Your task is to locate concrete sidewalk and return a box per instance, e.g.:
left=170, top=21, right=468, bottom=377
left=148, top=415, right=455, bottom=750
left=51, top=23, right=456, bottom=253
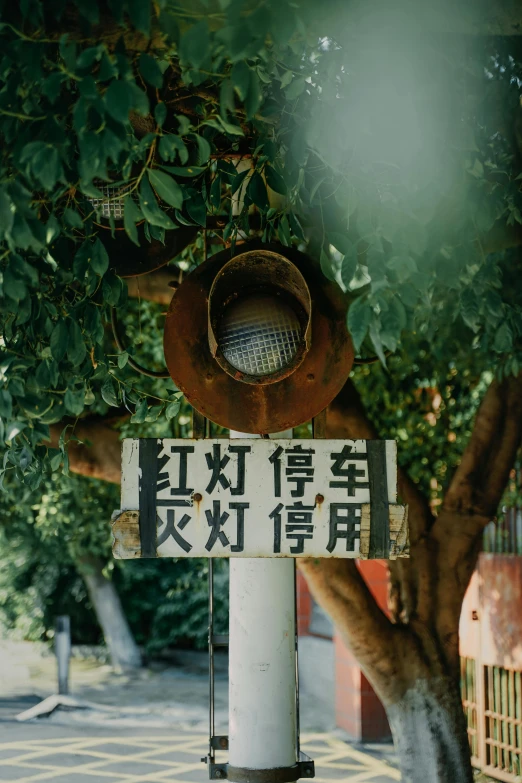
left=0, top=641, right=400, bottom=782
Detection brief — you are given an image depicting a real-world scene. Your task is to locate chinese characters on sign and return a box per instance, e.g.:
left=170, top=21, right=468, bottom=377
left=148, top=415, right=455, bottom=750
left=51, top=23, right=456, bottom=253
left=120, top=439, right=397, bottom=559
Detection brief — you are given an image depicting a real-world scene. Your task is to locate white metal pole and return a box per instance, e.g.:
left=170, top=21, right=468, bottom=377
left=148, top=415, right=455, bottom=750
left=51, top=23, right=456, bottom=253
left=229, top=431, right=297, bottom=775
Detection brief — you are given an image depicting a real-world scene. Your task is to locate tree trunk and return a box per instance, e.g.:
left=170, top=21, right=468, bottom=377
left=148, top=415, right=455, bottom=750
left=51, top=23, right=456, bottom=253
left=385, top=675, right=472, bottom=783
left=78, top=557, right=142, bottom=671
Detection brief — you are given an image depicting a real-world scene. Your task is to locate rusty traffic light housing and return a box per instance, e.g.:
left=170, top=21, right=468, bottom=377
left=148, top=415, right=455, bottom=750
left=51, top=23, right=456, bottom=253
left=163, top=243, right=354, bottom=434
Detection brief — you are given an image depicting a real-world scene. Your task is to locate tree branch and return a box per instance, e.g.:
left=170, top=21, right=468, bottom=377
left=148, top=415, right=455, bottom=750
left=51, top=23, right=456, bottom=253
left=47, top=418, right=122, bottom=484
left=126, top=268, right=178, bottom=305
left=298, top=558, right=400, bottom=693
left=441, top=374, right=522, bottom=521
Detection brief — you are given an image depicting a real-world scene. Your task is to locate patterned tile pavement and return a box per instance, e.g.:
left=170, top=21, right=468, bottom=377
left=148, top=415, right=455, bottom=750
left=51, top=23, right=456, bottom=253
left=0, top=732, right=400, bottom=783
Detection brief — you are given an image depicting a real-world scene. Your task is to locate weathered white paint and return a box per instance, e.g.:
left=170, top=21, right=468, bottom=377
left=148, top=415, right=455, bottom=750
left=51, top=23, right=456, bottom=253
left=229, top=558, right=297, bottom=769
left=229, top=430, right=298, bottom=773
left=387, top=679, right=474, bottom=783
left=120, top=438, right=398, bottom=558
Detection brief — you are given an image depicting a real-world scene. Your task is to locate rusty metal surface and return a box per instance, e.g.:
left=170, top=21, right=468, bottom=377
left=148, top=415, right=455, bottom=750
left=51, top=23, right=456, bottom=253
left=478, top=553, right=522, bottom=669
left=163, top=242, right=354, bottom=433
left=100, top=225, right=198, bottom=278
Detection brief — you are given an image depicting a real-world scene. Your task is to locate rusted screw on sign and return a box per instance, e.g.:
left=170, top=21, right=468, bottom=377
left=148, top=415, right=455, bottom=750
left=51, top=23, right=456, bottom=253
left=219, top=738, right=228, bottom=749
left=215, top=771, right=223, bottom=779
left=315, top=494, right=324, bottom=505
left=193, top=493, right=203, bottom=503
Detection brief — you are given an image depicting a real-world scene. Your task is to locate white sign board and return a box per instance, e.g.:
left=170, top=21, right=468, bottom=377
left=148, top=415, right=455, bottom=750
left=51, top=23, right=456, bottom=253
left=117, top=438, right=399, bottom=559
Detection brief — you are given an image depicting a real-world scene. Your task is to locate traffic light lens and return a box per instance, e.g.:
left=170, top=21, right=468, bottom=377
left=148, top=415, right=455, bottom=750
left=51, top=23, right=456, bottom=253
left=89, top=183, right=128, bottom=220
left=218, top=294, right=302, bottom=376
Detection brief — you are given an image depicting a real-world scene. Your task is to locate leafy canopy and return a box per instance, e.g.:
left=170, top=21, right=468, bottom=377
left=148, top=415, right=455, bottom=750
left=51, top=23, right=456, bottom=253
left=0, top=0, right=521, bottom=490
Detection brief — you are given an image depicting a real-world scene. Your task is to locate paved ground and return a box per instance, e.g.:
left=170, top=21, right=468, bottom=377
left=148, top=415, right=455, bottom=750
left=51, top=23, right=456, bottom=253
left=0, top=728, right=400, bottom=783
left=0, top=642, right=401, bottom=782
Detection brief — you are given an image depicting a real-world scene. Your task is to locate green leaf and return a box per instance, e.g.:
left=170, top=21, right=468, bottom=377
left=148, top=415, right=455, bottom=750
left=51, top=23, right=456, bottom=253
left=380, top=296, right=406, bottom=351
left=278, top=214, right=291, bottom=246
left=118, top=352, right=129, bottom=369
left=288, top=212, right=305, bottom=241
left=245, top=72, right=262, bottom=119
left=64, top=208, right=84, bottom=230
left=179, top=21, right=210, bottom=69
left=210, top=175, right=222, bottom=210
left=84, top=304, right=104, bottom=344
left=50, top=449, right=63, bottom=470
left=64, top=386, right=85, bottom=416
left=50, top=320, right=69, bottom=362
left=220, top=78, right=235, bottom=120
left=91, top=238, right=109, bottom=276
left=165, top=400, right=180, bottom=420
left=127, top=0, right=151, bottom=35
left=320, top=249, right=336, bottom=282
left=0, top=189, right=14, bottom=235
left=285, top=77, right=306, bottom=100
left=485, top=290, right=503, bottom=318
left=160, top=164, right=205, bottom=177
left=195, top=134, right=211, bottom=165
left=35, top=362, right=50, bottom=389
left=247, top=171, right=269, bottom=212
left=145, top=404, right=163, bottom=422
left=230, top=168, right=250, bottom=196
left=34, top=146, right=64, bottom=192
left=3, top=268, right=27, bottom=302
left=155, top=102, right=167, bottom=128
left=123, top=196, right=142, bottom=246
left=139, top=53, right=163, bottom=88
left=158, top=11, right=179, bottom=43
left=232, top=61, right=250, bottom=100
left=369, top=321, right=388, bottom=367
left=67, top=320, right=87, bottom=367
left=159, top=135, right=189, bottom=164
left=78, top=47, right=102, bottom=72
left=102, top=272, right=126, bottom=307
left=460, top=289, right=480, bottom=332
left=493, top=322, right=513, bottom=353
left=73, top=241, right=91, bottom=280
left=130, top=398, right=148, bottom=423
left=148, top=169, right=184, bottom=210
left=387, top=255, right=417, bottom=283
left=341, top=252, right=358, bottom=290
left=347, top=297, right=372, bottom=352
left=101, top=376, right=119, bottom=407
left=104, top=80, right=132, bottom=124
left=185, top=191, right=207, bottom=226
left=139, top=177, right=175, bottom=229
left=328, top=233, right=353, bottom=256
left=0, top=390, right=12, bottom=419
left=265, top=165, right=287, bottom=196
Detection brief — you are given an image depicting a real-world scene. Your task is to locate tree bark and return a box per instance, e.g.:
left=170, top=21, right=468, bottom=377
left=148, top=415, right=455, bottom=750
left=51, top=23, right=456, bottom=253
left=48, top=419, right=122, bottom=484
left=386, top=676, right=473, bottom=783
left=300, top=373, right=522, bottom=783
left=78, top=556, right=142, bottom=671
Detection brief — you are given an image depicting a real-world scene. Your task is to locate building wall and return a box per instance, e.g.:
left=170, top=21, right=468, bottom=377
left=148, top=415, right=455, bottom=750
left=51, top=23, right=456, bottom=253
left=297, top=562, right=391, bottom=742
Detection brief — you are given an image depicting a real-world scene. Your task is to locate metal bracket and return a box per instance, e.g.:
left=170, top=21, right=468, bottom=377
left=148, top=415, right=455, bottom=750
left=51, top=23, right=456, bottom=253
left=298, top=751, right=315, bottom=779
left=209, top=762, right=228, bottom=780
left=212, top=634, right=229, bottom=647
left=211, top=736, right=229, bottom=750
